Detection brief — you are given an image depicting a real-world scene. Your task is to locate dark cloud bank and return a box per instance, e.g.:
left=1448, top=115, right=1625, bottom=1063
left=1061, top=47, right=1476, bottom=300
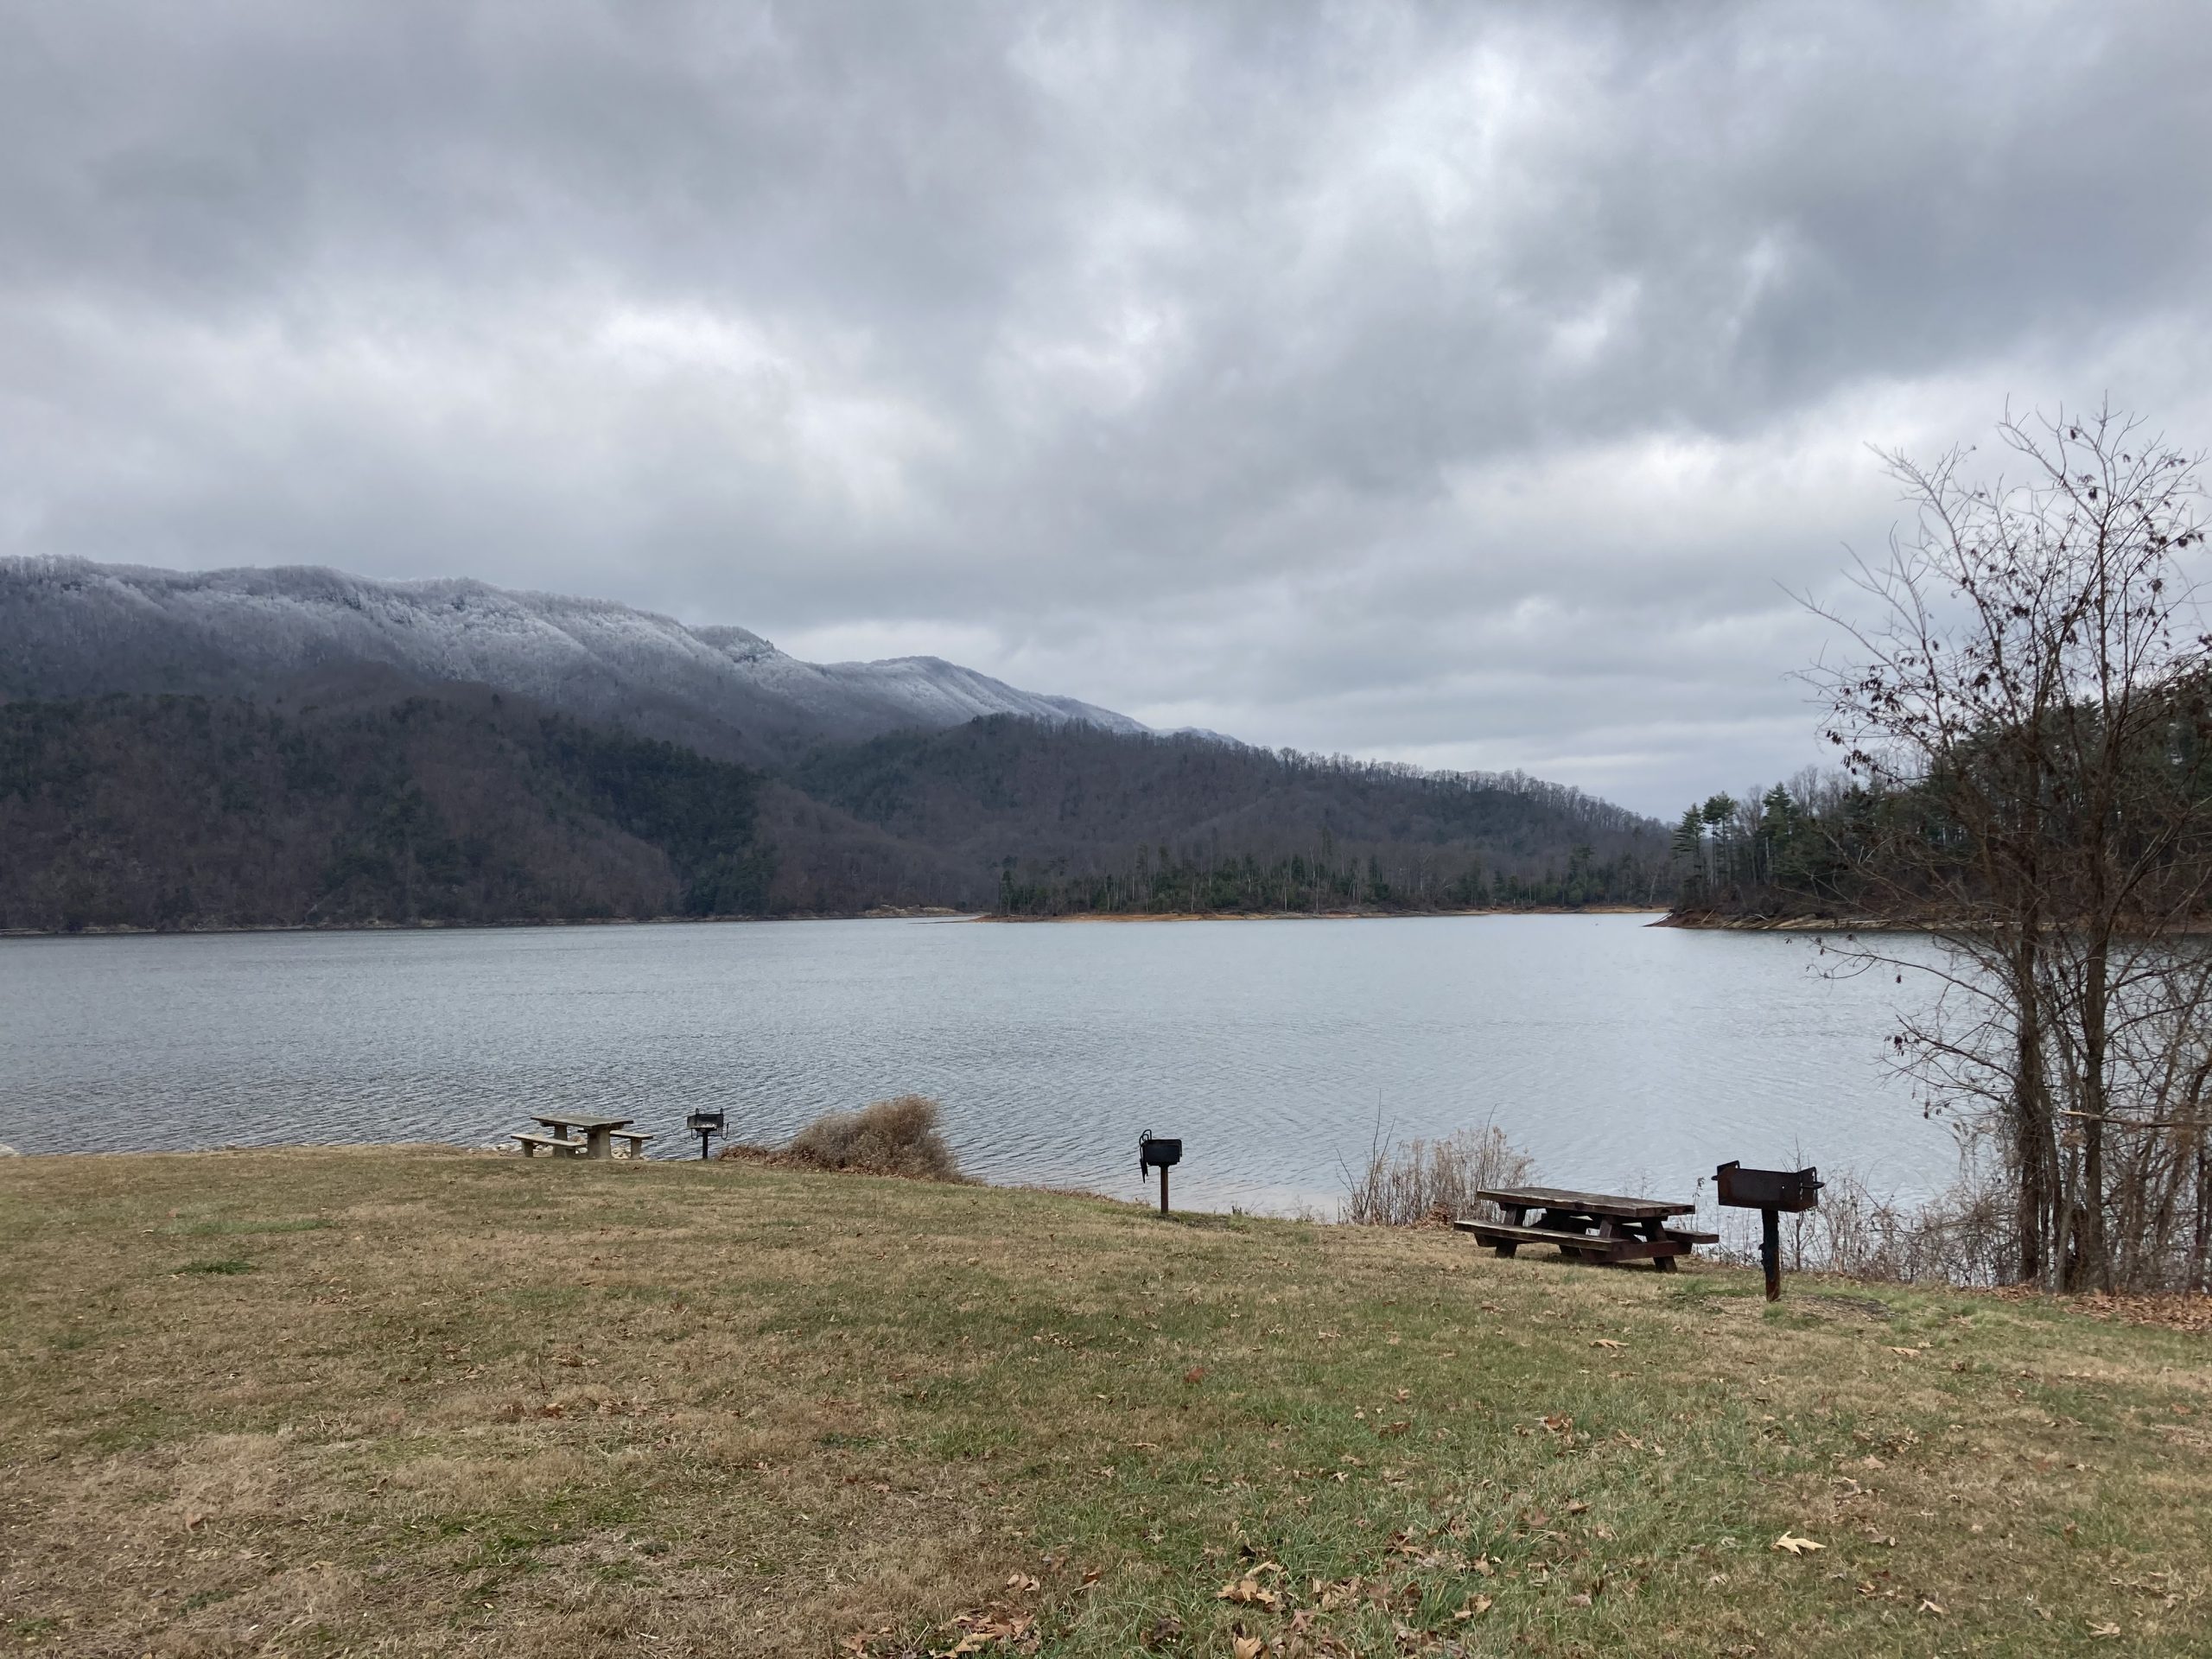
left=3, top=0, right=2209, bottom=813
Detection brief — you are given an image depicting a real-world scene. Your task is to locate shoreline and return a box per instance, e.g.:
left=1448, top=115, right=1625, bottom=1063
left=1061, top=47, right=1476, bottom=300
left=0, top=908, right=978, bottom=941
left=0, top=905, right=1667, bottom=940
left=1651, top=910, right=1880, bottom=931
left=979, top=905, right=1668, bottom=923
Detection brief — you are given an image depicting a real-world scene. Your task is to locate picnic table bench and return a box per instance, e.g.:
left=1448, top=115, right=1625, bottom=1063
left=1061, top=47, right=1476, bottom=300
left=514, top=1113, right=646, bottom=1160
left=513, top=1131, right=588, bottom=1159
left=1455, top=1185, right=1719, bottom=1271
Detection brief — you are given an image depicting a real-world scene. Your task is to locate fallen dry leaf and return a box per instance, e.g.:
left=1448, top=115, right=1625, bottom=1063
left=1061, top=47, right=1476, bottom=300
left=1918, top=1598, right=1947, bottom=1616
left=1231, top=1635, right=1264, bottom=1659
left=2088, top=1622, right=2121, bottom=1639
left=1771, top=1533, right=1826, bottom=1555
left=1592, top=1338, right=1624, bottom=1350
left=1217, top=1578, right=1281, bottom=1610
left=1183, top=1366, right=1206, bottom=1385
left=935, top=1605, right=1038, bottom=1658
left=1452, top=1593, right=1494, bottom=1620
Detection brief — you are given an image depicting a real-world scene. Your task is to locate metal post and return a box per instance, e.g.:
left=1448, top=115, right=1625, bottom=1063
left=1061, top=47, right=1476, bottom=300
left=698, top=1129, right=711, bottom=1161
left=1159, top=1164, right=1170, bottom=1215
left=1761, top=1205, right=1781, bottom=1302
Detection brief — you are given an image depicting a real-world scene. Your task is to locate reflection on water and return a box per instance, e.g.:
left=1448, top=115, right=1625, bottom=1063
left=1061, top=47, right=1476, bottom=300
left=0, top=914, right=1953, bottom=1213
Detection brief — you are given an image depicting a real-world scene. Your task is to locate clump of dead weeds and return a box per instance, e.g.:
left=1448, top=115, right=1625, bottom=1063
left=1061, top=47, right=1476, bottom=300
left=721, top=1094, right=966, bottom=1182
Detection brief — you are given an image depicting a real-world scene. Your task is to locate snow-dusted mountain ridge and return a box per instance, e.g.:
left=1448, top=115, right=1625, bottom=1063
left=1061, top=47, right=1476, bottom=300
left=0, top=557, right=1147, bottom=759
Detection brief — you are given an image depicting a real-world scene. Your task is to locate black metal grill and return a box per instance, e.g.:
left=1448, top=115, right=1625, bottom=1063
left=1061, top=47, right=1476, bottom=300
left=1716, top=1161, right=1823, bottom=1301
left=688, top=1109, right=727, bottom=1160
left=1139, top=1131, right=1182, bottom=1214
left=1715, top=1161, right=1822, bottom=1212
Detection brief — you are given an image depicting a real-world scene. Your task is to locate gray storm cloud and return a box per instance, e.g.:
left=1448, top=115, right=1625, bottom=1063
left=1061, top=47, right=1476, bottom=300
left=3, top=0, right=2211, bottom=812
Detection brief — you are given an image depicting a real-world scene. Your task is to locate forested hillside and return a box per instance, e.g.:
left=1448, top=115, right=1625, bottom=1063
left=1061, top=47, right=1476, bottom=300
left=789, top=718, right=1674, bottom=912
left=0, top=695, right=1673, bottom=930
left=1, top=559, right=1680, bottom=927
left=0, top=693, right=775, bottom=931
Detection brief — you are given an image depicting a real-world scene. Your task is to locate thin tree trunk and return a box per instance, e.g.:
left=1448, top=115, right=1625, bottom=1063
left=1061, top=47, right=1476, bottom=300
left=2081, top=936, right=2112, bottom=1290
left=2194, top=1136, right=2211, bottom=1294
left=2012, top=931, right=2050, bottom=1287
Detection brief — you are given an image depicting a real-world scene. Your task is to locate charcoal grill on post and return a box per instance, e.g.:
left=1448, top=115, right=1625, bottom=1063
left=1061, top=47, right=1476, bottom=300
left=688, top=1109, right=726, bottom=1162
left=1715, top=1161, right=1822, bottom=1301
left=1139, top=1132, right=1182, bottom=1216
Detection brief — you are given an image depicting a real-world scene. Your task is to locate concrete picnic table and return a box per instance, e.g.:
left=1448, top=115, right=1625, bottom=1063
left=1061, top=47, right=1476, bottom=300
left=1454, top=1185, right=1717, bottom=1271
left=516, top=1113, right=645, bottom=1160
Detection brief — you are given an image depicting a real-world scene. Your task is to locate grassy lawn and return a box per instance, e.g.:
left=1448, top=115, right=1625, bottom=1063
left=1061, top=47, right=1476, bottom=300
left=2, top=1148, right=2207, bottom=1656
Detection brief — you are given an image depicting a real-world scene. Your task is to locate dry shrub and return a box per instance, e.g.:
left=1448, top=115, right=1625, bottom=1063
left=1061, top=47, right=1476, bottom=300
left=783, top=1094, right=965, bottom=1182
left=1701, top=1166, right=2022, bottom=1287
left=1342, top=1122, right=1535, bottom=1226
left=1797, top=1169, right=2021, bottom=1287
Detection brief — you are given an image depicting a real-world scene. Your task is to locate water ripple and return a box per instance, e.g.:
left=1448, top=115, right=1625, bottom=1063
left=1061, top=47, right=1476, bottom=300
left=0, top=916, right=1954, bottom=1212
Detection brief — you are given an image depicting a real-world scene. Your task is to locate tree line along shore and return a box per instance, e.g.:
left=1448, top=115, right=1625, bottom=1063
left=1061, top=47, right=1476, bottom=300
left=0, top=696, right=1671, bottom=934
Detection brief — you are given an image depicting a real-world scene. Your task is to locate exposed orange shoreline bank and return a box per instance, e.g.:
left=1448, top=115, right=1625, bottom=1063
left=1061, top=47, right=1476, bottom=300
left=976, top=906, right=1667, bottom=923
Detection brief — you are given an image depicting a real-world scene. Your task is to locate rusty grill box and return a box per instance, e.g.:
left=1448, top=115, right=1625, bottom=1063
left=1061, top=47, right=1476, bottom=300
left=1715, top=1160, right=1822, bottom=1212
left=1139, top=1135, right=1183, bottom=1173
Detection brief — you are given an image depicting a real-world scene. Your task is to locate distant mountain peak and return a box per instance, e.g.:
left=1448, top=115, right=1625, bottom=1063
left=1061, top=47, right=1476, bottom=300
left=690, top=623, right=782, bottom=664
left=0, top=556, right=1149, bottom=759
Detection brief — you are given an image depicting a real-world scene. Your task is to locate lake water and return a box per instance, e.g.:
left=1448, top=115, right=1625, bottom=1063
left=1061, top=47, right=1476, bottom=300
left=0, top=913, right=1957, bottom=1214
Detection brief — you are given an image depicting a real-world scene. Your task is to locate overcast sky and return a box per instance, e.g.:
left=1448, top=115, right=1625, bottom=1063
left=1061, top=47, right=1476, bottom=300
left=5, top=1, right=2211, bottom=813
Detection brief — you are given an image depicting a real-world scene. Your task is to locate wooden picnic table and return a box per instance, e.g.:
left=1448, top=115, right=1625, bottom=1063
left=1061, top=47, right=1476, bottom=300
left=1454, top=1185, right=1716, bottom=1271
left=523, top=1113, right=635, bottom=1160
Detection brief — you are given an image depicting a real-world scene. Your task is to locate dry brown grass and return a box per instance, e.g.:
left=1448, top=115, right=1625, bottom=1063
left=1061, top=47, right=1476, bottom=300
left=3, top=1147, right=2209, bottom=1656
left=778, top=1094, right=965, bottom=1180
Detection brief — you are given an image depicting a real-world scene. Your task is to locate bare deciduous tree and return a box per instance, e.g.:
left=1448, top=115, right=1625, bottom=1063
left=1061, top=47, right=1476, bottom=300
left=1808, top=404, right=2212, bottom=1291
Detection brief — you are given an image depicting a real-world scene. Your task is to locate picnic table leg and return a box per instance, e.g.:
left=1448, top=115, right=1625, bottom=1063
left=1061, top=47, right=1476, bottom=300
left=1541, top=1211, right=1598, bottom=1262
left=1648, top=1220, right=1679, bottom=1270
left=586, top=1127, right=612, bottom=1160
left=1594, top=1216, right=1625, bottom=1263
left=1567, top=1214, right=1620, bottom=1264
left=1493, top=1204, right=1526, bottom=1257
